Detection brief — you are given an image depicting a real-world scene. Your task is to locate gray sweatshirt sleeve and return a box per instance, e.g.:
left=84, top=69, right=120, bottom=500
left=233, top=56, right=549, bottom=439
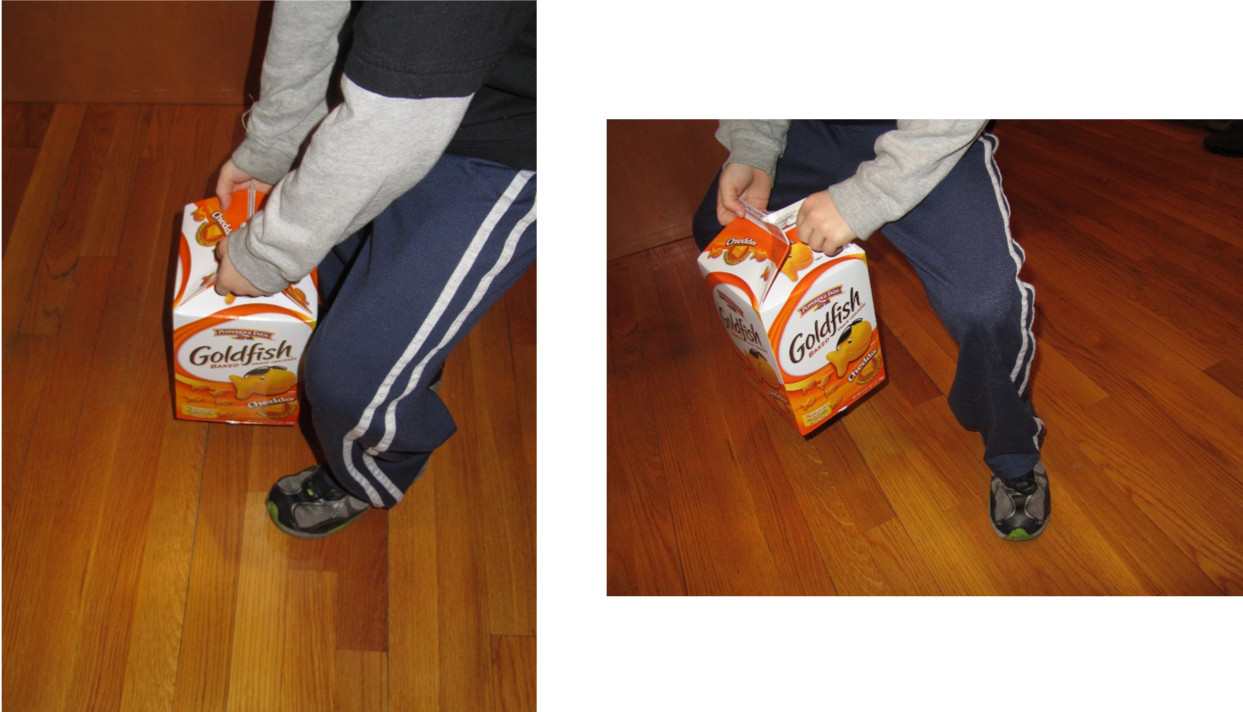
left=231, top=1, right=351, bottom=184
left=716, top=120, right=790, bottom=179
left=716, top=119, right=987, bottom=240
left=227, top=76, right=471, bottom=293
left=828, top=120, right=988, bottom=239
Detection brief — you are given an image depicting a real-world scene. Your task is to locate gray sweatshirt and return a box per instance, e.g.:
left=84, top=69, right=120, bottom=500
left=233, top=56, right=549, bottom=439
left=226, top=1, right=472, bottom=294
left=716, top=120, right=988, bottom=240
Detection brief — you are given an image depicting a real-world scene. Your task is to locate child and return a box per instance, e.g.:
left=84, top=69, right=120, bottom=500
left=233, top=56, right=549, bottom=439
left=213, top=1, right=536, bottom=537
left=692, top=120, right=1048, bottom=541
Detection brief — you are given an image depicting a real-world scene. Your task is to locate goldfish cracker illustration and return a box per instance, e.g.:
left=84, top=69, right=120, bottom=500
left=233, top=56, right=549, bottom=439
left=229, top=365, right=297, bottom=399
left=825, top=319, right=873, bottom=378
left=282, top=285, right=311, bottom=313
left=698, top=196, right=886, bottom=435
left=172, top=192, right=318, bottom=426
left=780, top=242, right=813, bottom=281
left=747, top=348, right=782, bottom=389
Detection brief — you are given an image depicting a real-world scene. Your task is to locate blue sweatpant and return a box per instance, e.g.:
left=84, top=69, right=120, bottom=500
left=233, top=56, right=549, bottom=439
left=692, top=121, right=1043, bottom=480
left=307, top=154, right=536, bottom=508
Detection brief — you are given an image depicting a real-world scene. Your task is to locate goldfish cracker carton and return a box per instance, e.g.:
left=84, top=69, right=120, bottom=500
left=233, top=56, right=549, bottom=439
left=170, top=189, right=318, bottom=425
left=698, top=199, right=885, bottom=435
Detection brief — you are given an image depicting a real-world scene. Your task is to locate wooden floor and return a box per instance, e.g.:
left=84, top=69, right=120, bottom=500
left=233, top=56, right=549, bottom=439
left=607, top=119, right=1243, bottom=596
left=3, top=103, right=535, bottom=710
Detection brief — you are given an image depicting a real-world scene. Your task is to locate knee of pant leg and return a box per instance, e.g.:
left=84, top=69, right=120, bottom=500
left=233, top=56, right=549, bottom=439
left=304, top=342, right=371, bottom=425
left=939, top=280, right=1027, bottom=343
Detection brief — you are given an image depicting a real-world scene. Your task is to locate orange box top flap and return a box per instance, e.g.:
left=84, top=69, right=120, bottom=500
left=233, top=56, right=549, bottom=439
left=701, top=203, right=790, bottom=306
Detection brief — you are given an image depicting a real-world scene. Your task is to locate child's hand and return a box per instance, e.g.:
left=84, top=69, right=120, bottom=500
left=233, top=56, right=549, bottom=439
left=796, top=190, right=856, bottom=254
left=214, top=235, right=275, bottom=298
left=716, top=162, right=772, bottom=226
left=216, top=159, right=274, bottom=211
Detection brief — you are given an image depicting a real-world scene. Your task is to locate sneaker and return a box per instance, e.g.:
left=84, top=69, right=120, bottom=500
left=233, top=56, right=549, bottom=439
left=989, top=461, right=1051, bottom=542
left=266, top=465, right=371, bottom=538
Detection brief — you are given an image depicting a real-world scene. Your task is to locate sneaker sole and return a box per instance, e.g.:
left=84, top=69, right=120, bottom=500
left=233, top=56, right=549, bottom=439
left=266, top=500, right=359, bottom=539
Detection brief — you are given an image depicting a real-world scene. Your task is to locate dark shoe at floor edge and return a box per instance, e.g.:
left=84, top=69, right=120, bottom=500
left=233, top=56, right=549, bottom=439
left=990, top=461, right=1050, bottom=542
left=266, top=465, right=372, bottom=538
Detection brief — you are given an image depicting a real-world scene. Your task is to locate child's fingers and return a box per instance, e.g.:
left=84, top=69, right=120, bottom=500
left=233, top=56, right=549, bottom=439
left=217, top=179, right=233, bottom=210
left=716, top=194, right=733, bottom=226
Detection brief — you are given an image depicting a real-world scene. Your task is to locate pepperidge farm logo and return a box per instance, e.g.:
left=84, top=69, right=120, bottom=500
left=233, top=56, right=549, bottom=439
left=213, top=328, right=275, bottom=341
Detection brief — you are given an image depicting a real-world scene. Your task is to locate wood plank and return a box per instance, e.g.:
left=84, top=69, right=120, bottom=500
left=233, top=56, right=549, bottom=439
left=491, top=635, right=535, bottom=712
left=388, top=465, right=440, bottom=712
left=1000, top=121, right=1243, bottom=250
left=1028, top=392, right=1221, bottom=595
left=605, top=364, right=685, bottom=595
left=334, top=650, right=388, bottom=712
left=876, top=321, right=941, bottom=408
left=1005, top=167, right=1243, bottom=367
left=845, top=384, right=1110, bottom=596
left=332, top=503, right=388, bottom=652
left=1204, top=359, right=1243, bottom=402
left=467, top=296, right=536, bottom=632
left=504, top=263, right=534, bottom=347
left=282, top=570, right=337, bottom=712
left=431, top=344, right=493, bottom=711
left=224, top=491, right=291, bottom=712
left=639, top=242, right=783, bottom=594
left=2, top=102, right=84, bottom=365
left=57, top=172, right=191, bottom=710
left=172, top=425, right=252, bottom=712
left=1029, top=339, right=1108, bottom=410
left=20, top=103, right=119, bottom=335
left=507, top=260, right=536, bottom=549
left=80, top=104, right=153, bottom=256
left=3, top=103, right=56, bottom=152
left=859, top=518, right=944, bottom=595
left=663, top=237, right=836, bottom=595
left=117, top=418, right=209, bottom=712
left=715, top=378, right=838, bottom=595
left=1060, top=120, right=1243, bottom=210
left=606, top=257, right=685, bottom=596
left=1, top=334, right=57, bottom=520
left=1052, top=394, right=1243, bottom=593
left=767, top=409, right=942, bottom=596
left=1032, top=270, right=1243, bottom=479
left=0, top=257, right=116, bottom=712
left=1011, top=193, right=1221, bottom=370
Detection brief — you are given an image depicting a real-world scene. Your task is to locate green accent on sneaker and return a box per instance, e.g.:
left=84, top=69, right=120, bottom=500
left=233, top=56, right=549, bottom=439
left=1004, top=528, right=1033, bottom=541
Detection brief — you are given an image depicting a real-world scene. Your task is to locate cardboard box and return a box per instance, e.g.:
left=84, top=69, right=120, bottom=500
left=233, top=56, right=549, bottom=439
left=170, top=190, right=318, bottom=425
left=698, top=199, right=885, bottom=434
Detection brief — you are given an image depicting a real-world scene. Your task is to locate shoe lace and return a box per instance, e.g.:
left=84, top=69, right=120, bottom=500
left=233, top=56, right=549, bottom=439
left=304, top=467, right=348, bottom=500
left=1003, top=472, right=1038, bottom=495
